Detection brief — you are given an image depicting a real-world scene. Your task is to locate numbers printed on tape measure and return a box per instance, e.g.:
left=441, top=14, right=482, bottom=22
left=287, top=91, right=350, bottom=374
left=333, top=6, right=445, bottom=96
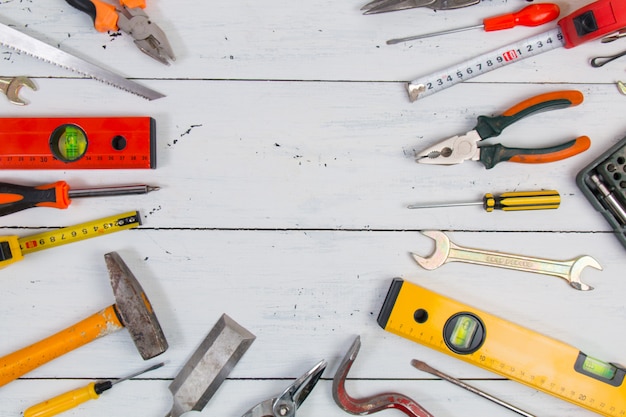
left=22, top=224, right=112, bottom=250
left=18, top=212, right=141, bottom=255
left=408, top=28, right=566, bottom=101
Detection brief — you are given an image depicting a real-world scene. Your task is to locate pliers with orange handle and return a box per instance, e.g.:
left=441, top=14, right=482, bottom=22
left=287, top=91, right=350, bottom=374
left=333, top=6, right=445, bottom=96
left=416, top=90, right=591, bottom=169
left=66, top=0, right=175, bottom=65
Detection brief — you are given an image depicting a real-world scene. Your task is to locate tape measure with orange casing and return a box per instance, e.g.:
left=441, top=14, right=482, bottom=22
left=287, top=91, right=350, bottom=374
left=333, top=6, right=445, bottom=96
left=0, top=211, right=141, bottom=269
left=377, top=278, right=626, bottom=416
left=0, top=117, right=156, bottom=169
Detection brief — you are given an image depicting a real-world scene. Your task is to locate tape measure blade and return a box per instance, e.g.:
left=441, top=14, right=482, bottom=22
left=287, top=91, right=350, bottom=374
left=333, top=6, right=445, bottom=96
left=407, top=28, right=565, bottom=102
left=379, top=279, right=626, bottom=416
left=17, top=211, right=141, bottom=256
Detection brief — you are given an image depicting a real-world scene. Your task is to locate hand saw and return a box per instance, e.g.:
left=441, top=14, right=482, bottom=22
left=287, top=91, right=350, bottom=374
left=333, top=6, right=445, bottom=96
left=0, top=22, right=164, bottom=100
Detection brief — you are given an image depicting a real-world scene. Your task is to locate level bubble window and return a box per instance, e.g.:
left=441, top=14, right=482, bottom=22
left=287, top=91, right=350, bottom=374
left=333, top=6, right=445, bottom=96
left=574, top=353, right=626, bottom=387
left=49, top=124, right=88, bottom=162
left=443, top=312, right=485, bottom=355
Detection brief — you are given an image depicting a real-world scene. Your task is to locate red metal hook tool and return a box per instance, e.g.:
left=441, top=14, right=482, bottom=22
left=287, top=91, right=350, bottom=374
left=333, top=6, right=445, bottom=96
left=332, top=336, right=435, bottom=417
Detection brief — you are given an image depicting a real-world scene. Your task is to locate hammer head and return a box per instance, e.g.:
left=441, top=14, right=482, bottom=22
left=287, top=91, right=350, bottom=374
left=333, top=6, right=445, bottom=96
left=105, top=252, right=168, bottom=359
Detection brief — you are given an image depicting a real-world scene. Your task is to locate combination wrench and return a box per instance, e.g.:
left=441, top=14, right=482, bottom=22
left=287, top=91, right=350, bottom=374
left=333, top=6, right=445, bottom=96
left=411, top=230, right=601, bottom=291
left=0, top=76, right=37, bottom=105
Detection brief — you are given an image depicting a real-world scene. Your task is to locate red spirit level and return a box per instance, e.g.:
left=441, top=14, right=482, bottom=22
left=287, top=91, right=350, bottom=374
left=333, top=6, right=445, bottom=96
left=0, top=117, right=156, bottom=169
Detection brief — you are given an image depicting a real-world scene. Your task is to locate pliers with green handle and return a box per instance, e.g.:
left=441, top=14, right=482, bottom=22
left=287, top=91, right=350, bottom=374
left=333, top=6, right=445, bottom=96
left=416, top=90, right=591, bottom=169
left=65, top=0, right=175, bottom=65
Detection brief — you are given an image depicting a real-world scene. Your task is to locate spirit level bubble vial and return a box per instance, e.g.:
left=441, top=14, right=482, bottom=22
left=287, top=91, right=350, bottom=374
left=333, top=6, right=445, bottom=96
left=0, top=117, right=156, bottom=169
left=377, top=278, right=626, bottom=416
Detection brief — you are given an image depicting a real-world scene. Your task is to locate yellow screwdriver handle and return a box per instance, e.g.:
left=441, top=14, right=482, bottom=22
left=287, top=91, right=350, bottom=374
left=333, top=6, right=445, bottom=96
left=24, top=382, right=99, bottom=417
left=483, top=190, right=560, bottom=212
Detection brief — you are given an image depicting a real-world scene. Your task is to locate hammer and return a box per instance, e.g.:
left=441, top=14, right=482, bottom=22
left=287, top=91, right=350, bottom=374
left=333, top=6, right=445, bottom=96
left=0, top=252, right=168, bottom=387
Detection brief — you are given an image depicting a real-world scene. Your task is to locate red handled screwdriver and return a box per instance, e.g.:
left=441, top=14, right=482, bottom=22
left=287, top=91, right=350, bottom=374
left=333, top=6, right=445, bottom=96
left=387, top=3, right=560, bottom=44
left=0, top=181, right=159, bottom=217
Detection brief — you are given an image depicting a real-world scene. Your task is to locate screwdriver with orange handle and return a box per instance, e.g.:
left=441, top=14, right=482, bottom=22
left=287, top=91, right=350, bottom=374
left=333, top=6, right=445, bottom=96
left=387, top=3, right=561, bottom=44
left=24, top=362, right=164, bottom=417
left=408, top=190, right=561, bottom=212
left=0, top=181, right=159, bottom=217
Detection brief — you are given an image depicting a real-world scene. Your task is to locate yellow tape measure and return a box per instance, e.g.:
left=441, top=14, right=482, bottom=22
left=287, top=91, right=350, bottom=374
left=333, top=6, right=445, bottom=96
left=378, top=278, right=626, bottom=416
left=0, top=211, right=141, bottom=268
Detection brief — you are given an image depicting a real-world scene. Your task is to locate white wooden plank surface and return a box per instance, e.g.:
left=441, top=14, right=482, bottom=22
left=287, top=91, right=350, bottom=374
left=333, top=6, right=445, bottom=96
left=0, top=0, right=624, bottom=416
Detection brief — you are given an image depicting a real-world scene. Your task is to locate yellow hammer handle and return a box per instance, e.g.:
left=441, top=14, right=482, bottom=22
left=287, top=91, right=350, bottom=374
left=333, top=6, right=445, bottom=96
left=24, top=382, right=99, bottom=417
left=0, top=305, right=123, bottom=387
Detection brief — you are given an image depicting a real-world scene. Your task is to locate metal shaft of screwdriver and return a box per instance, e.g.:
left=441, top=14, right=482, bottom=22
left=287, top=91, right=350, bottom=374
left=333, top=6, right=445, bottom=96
left=387, top=24, right=482, bottom=44
left=408, top=201, right=482, bottom=209
left=68, top=185, right=160, bottom=198
left=411, top=360, right=536, bottom=417
left=111, top=362, right=165, bottom=387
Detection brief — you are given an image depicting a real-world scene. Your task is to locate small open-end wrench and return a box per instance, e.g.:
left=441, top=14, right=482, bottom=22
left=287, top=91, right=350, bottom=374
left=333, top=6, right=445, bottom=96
left=0, top=76, right=37, bottom=105
left=411, top=230, right=601, bottom=291
left=332, top=336, right=435, bottom=417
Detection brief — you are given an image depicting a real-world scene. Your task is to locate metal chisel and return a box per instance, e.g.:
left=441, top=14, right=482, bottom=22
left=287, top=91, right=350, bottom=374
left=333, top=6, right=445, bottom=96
left=0, top=22, right=164, bottom=100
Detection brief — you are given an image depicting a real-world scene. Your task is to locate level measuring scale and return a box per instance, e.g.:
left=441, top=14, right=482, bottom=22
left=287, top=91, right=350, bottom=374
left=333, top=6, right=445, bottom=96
left=0, top=211, right=141, bottom=268
left=378, top=278, right=626, bottom=416
left=0, top=117, right=156, bottom=169
left=407, top=28, right=564, bottom=101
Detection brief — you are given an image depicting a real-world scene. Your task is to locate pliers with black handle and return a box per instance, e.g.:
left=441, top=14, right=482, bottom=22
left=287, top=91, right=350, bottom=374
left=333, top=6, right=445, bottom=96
left=66, top=0, right=175, bottom=65
left=416, top=90, right=591, bottom=169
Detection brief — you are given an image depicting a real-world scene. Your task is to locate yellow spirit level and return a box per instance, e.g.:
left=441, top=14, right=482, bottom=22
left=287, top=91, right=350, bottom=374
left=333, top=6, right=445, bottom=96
left=0, top=211, right=141, bottom=268
left=377, top=278, right=626, bottom=416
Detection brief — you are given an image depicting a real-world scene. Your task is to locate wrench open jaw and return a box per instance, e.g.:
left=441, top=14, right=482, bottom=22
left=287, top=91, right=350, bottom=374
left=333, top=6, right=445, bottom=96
left=0, top=76, right=37, bottom=106
left=411, top=230, right=601, bottom=291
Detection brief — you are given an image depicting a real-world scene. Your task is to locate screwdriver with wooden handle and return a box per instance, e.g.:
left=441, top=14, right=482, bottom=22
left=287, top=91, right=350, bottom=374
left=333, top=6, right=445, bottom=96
left=24, top=362, right=164, bottom=417
left=408, top=190, right=560, bottom=212
left=387, top=3, right=561, bottom=44
left=0, top=181, right=159, bottom=217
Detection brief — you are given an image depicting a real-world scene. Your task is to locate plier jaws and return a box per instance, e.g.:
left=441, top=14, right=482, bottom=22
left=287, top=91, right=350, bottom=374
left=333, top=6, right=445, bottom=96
left=66, top=0, right=175, bottom=65
left=416, top=130, right=481, bottom=165
left=241, top=360, right=326, bottom=417
left=117, top=6, right=175, bottom=65
left=361, top=0, right=479, bottom=14
left=415, top=90, right=591, bottom=169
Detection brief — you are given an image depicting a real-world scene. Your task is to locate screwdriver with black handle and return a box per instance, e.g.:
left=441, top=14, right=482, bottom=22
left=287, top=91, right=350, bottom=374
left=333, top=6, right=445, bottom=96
left=24, top=362, right=164, bottom=417
left=0, top=181, right=159, bottom=217
left=408, top=190, right=560, bottom=212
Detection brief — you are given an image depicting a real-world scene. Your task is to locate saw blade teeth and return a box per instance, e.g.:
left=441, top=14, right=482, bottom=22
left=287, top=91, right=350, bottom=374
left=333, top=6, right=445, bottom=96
left=0, top=23, right=164, bottom=100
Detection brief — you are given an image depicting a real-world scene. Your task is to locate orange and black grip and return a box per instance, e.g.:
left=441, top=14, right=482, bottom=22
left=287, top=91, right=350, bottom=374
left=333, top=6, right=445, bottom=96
left=0, top=181, right=71, bottom=216
left=66, top=0, right=119, bottom=32
left=474, top=90, right=584, bottom=140
left=479, top=135, right=590, bottom=169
